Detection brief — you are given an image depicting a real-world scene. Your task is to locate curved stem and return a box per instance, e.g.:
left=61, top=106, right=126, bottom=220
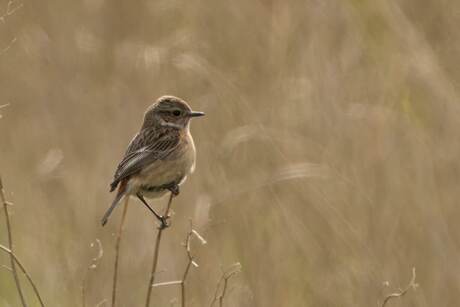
left=210, top=263, right=241, bottom=307
left=0, top=244, right=45, bottom=307
left=0, top=177, right=28, bottom=307
left=381, top=268, right=417, bottom=307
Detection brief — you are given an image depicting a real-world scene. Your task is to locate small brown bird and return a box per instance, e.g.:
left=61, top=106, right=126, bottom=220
left=101, top=95, right=204, bottom=228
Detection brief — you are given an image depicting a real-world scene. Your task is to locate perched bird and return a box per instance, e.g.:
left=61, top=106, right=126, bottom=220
left=101, top=95, right=204, bottom=228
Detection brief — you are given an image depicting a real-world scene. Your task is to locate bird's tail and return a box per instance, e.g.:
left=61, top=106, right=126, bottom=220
left=101, top=181, right=128, bottom=226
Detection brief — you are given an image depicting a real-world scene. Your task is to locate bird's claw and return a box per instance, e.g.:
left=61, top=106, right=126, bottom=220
left=168, top=184, right=180, bottom=196
left=157, top=215, right=170, bottom=230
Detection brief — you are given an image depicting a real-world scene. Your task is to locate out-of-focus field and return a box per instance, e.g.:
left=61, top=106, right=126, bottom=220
left=1, top=0, right=460, bottom=306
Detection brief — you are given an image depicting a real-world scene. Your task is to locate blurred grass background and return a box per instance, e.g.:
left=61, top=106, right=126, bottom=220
left=1, top=0, right=460, bottom=306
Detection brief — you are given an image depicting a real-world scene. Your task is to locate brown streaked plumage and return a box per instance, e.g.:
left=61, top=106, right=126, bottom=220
left=101, top=95, right=204, bottom=228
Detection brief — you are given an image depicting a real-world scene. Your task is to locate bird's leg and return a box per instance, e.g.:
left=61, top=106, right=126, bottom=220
left=166, top=183, right=180, bottom=196
left=137, top=193, right=170, bottom=229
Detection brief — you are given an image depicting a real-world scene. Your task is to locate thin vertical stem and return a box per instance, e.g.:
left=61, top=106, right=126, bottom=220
left=111, top=197, right=129, bottom=307
left=0, top=177, right=28, bottom=307
left=180, top=222, right=196, bottom=307
left=145, top=192, right=174, bottom=307
left=218, top=278, right=229, bottom=307
left=180, top=256, right=192, bottom=307
left=0, top=244, right=45, bottom=307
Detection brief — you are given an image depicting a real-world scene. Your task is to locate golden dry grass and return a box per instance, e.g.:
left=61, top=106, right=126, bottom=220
left=1, top=0, right=460, bottom=306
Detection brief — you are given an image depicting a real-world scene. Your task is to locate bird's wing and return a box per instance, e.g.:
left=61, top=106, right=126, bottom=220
left=110, top=128, right=181, bottom=191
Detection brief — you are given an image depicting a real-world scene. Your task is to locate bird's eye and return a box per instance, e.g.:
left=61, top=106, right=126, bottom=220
left=172, top=110, right=181, bottom=116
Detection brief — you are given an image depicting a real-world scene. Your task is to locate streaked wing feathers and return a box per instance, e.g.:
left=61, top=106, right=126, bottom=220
left=110, top=128, right=181, bottom=191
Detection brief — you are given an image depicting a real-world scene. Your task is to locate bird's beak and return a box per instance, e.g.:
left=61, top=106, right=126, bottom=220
left=188, top=111, right=205, bottom=117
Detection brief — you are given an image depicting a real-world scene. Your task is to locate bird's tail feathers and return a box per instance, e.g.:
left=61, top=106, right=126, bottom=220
left=101, top=181, right=128, bottom=226
left=109, top=180, right=118, bottom=192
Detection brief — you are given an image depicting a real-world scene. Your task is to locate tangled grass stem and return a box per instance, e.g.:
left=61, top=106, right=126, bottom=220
left=381, top=268, right=418, bottom=307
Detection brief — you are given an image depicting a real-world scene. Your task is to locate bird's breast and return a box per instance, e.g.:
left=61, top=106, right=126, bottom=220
left=129, top=132, right=196, bottom=198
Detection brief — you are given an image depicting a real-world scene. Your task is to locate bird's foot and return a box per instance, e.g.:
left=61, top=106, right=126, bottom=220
left=157, top=215, right=171, bottom=230
left=167, top=184, right=180, bottom=196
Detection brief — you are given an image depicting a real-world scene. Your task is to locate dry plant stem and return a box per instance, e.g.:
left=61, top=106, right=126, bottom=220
left=180, top=224, right=196, bottom=307
left=145, top=192, right=174, bottom=307
left=381, top=268, right=417, bottom=307
left=150, top=222, right=206, bottom=307
left=0, top=244, right=45, bottom=307
left=0, top=177, right=28, bottom=307
left=218, top=279, right=229, bottom=307
left=217, top=275, right=234, bottom=307
left=210, top=264, right=241, bottom=307
left=180, top=255, right=192, bottom=307
left=111, top=197, right=129, bottom=307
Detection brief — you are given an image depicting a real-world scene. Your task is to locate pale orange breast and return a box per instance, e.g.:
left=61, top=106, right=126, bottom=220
left=127, top=130, right=196, bottom=199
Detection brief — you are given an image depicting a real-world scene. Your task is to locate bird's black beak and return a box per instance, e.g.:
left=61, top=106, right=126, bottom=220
left=188, top=111, right=205, bottom=117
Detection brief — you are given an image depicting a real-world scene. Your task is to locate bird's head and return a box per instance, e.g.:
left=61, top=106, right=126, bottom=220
left=142, top=95, right=205, bottom=129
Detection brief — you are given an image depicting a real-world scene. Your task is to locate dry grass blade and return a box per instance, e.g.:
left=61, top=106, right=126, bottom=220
left=95, top=299, right=108, bottom=307
left=381, top=268, right=418, bottom=307
left=111, top=197, right=129, bottom=307
left=152, top=280, right=182, bottom=287
left=0, top=102, right=10, bottom=119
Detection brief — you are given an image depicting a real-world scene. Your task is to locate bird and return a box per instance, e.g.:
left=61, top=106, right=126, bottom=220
left=101, top=95, right=204, bottom=228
